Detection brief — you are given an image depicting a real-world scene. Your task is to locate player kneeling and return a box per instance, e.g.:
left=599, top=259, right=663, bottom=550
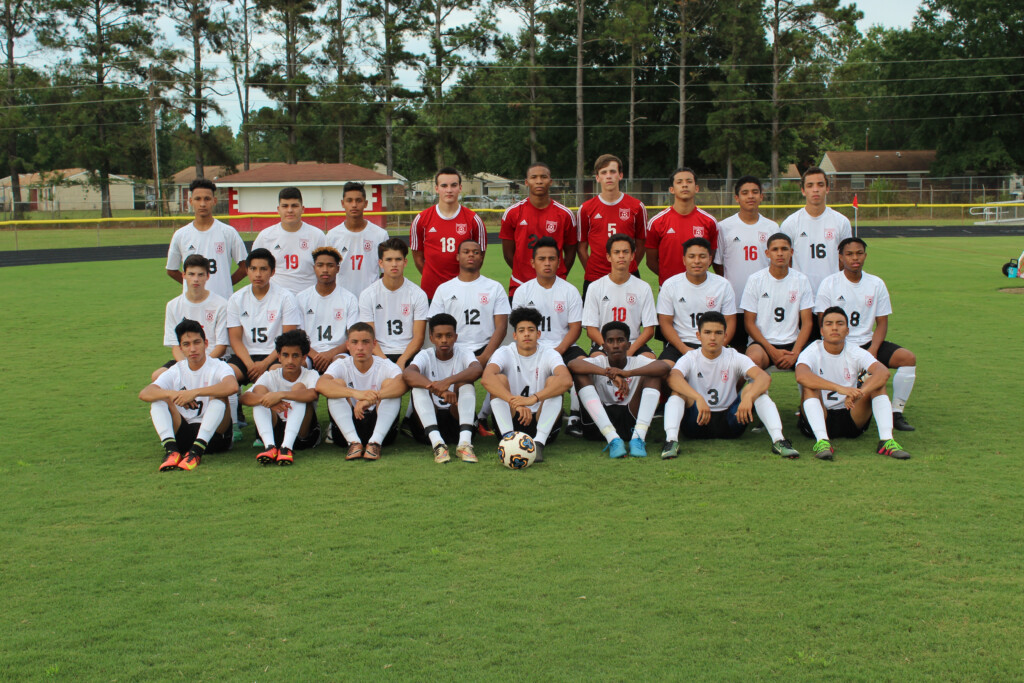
left=241, top=330, right=321, bottom=466
left=794, top=307, right=910, bottom=460
left=317, top=323, right=408, bottom=461
left=404, top=313, right=484, bottom=464
left=481, top=307, right=573, bottom=463
left=661, top=312, right=798, bottom=459
left=568, top=321, right=669, bottom=458
left=139, top=319, right=239, bottom=471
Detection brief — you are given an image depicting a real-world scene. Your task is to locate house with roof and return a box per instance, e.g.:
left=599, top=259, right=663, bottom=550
left=0, top=168, right=135, bottom=212
left=818, top=150, right=937, bottom=193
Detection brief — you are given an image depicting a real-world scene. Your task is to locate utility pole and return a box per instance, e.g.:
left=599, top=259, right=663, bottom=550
left=148, top=66, right=163, bottom=216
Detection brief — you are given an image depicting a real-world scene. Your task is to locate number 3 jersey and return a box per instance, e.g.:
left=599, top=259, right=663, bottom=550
left=357, top=279, right=429, bottom=354
left=488, top=343, right=565, bottom=413
left=295, top=284, right=360, bottom=353
left=227, top=282, right=302, bottom=355
left=813, top=271, right=892, bottom=346
left=740, top=268, right=814, bottom=346
left=581, top=274, right=657, bottom=343
left=796, top=341, right=877, bottom=410
left=428, top=275, right=511, bottom=352
left=154, top=357, right=234, bottom=424
left=672, top=347, right=755, bottom=413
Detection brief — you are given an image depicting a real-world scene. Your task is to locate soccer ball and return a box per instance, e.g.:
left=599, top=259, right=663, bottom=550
left=498, top=432, right=537, bottom=469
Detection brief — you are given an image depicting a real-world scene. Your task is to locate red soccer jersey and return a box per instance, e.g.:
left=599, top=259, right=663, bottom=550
left=646, top=205, right=718, bottom=285
left=499, top=198, right=578, bottom=292
left=577, top=193, right=648, bottom=282
left=410, top=204, right=487, bottom=299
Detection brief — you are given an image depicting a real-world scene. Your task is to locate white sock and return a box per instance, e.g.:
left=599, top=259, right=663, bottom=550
left=457, top=384, right=476, bottom=444
left=405, top=399, right=414, bottom=418
left=253, top=404, right=276, bottom=447
left=411, top=388, right=445, bottom=448
left=663, top=394, right=685, bottom=441
left=229, top=392, right=239, bottom=425
left=579, top=385, right=617, bottom=443
left=753, top=394, right=785, bottom=442
left=281, top=402, right=305, bottom=449
left=328, top=398, right=360, bottom=444
left=477, top=392, right=493, bottom=421
left=150, top=402, right=175, bottom=441
left=801, top=398, right=830, bottom=442
left=371, top=398, right=401, bottom=444
left=490, top=398, right=514, bottom=437
left=633, top=388, right=660, bottom=440
left=534, top=397, right=562, bottom=445
left=872, top=394, right=894, bottom=441
left=196, top=399, right=226, bottom=443
left=892, top=366, right=915, bottom=412
left=569, top=386, right=580, bottom=414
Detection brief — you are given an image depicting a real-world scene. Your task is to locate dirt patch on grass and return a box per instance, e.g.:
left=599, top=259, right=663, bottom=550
left=998, top=287, right=1024, bottom=294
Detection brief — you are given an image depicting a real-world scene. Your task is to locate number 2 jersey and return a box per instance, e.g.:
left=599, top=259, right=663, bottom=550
left=251, top=222, right=327, bottom=294
left=583, top=354, right=658, bottom=406
left=295, top=284, right=361, bottom=353
left=226, top=282, right=302, bottom=355
left=166, top=219, right=248, bottom=302
left=740, top=268, right=814, bottom=346
left=581, top=275, right=657, bottom=343
left=796, top=341, right=878, bottom=410
left=813, top=271, right=892, bottom=346
left=672, top=347, right=755, bottom=412
left=427, top=275, right=511, bottom=353
left=409, top=204, right=487, bottom=299
left=154, top=357, right=234, bottom=424
left=510, top=277, right=583, bottom=350
left=357, top=278, right=429, bottom=355
left=488, top=343, right=565, bottom=413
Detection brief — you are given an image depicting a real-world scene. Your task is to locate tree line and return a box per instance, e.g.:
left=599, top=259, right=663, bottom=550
left=0, top=0, right=1020, bottom=217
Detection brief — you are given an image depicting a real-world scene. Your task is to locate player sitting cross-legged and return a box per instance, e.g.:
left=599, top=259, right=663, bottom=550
left=567, top=321, right=669, bottom=458
left=139, top=319, right=239, bottom=472
left=403, top=313, right=484, bottom=464
left=661, top=312, right=798, bottom=460
left=794, top=306, right=911, bottom=461
left=241, top=330, right=322, bottom=466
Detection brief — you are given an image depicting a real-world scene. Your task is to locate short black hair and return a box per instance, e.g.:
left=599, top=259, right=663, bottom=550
left=428, top=312, right=458, bottom=332
left=734, top=175, right=761, bottom=195
left=175, top=318, right=206, bottom=342
left=347, top=321, right=375, bottom=338
left=247, top=247, right=275, bottom=270
left=278, top=186, right=303, bottom=202
left=601, top=321, right=630, bottom=339
left=838, top=237, right=867, bottom=253
left=670, top=167, right=698, bottom=186
left=435, top=166, right=461, bottom=184
left=683, top=237, right=712, bottom=255
left=766, top=232, right=792, bottom=248
left=821, top=306, right=848, bottom=324
left=531, top=236, right=559, bottom=257
left=343, top=181, right=366, bottom=199
left=275, top=329, right=310, bottom=355
left=458, top=238, right=481, bottom=252
left=510, top=306, right=543, bottom=330
left=182, top=254, right=210, bottom=273
left=526, top=161, right=551, bottom=177
left=189, top=178, right=216, bottom=194
left=605, top=233, right=636, bottom=254
left=378, top=237, right=408, bottom=259
left=801, top=166, right=829, bottom=187
left=697, top=311, right=727, bottom=331
left=312, top=246, right=342, bottom=264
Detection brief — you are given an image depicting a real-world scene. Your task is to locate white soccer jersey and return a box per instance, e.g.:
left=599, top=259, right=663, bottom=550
left=163, top=292, right=229, bottom=350
left=740, top=268, right=814, bottom=346
left=154, top=358, right=234, bottom=424
left=410, top=346, right=479, bottom=409
left=779, top=207, right=852, bottom=293
left=657, top=272, right=738, bottom=345
left=251, top=222, right=326, bottom=294
left=254, top=366, right=320, bottom=421
left=489, top=343, right=565, bottom=413
left=428, top=276, right=511, bottom=352
left=582, top=275, right=657, bottom=343
left=296, top=284, right=360, bottom=353
left=325, top=223, right=390, bottom=297
left=357, top=278, right=429, bottom=354
left=673, top=347, right=755, bottom=413
left=166, top=219, right=248, bottom=302
left=582, top=355, right=657, bottom=406
left=814, top=271, right=893, bottom=346
left=511, top=277, right=583, bottom=349
left=227, top=282, right=302, bottom=355
left=714, top=213, right=778, bottom=301
left=797, top=341, right=878, bottom=410
left=324, top=355, right=402, bottom=410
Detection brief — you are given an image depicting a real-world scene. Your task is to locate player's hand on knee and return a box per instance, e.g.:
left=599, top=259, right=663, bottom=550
left=737, top=400, right=753, bottom=424
left=696, top=399, right=712, bottom=425
left=516, top=405, right=533, bottom=424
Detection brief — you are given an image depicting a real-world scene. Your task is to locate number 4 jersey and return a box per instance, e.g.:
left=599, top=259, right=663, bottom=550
left=154, top=357, right=235, bottom=424
left=672, top=347, right=755, bottom=412
left=488, top=343, right=565, bottom=413
left=227, top=282, right=302, bottom=355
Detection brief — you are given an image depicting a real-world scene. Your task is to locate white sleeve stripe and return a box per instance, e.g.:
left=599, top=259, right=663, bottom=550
left=474, top=214, right=487, bottom=250
left=409, top=214, right=420, bottom=250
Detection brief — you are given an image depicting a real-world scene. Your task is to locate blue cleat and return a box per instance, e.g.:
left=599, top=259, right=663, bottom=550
left=629, top=437, right=647, bottom=457
left=605, top=437, right=627, bottom=459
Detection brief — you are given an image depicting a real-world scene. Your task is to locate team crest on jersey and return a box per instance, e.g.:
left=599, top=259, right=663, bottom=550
left=205, top=309, right=215, bottom=323
left=554, top=300, right=565, bottom=313
left=545, top=220, right=558, bottom=234
left=479, top=293, right=489, bottom=305
left=693, top=226, right=705, bottom=238
left=865, top=295, right=874, bottom=307
left=334, top=308, right=345, bottom=321
left=844, top=367, right=852, bottom=381
left=788, top=290, right=798, bottom=303
left=401, top=304, right=411, bottom=316
left=363, top=240, right=372, bottom=252
left=215, top=241, right=225, bottom=254
left=626, top=294, right=637, bottom=305
left=300, top=239, right=309, bottom=250
left=267, top=310, right=277, bottom=322
left=618, top=208, right=631, bottom=220
left=825, top=229, right=836, bottom=240
left=758, top=232, right=767, bottom=243
left=722, top=370, right=729, bottom=383
left=706, top=296, right=717, bottom=308
left=456, top=222, right=469, bottom=236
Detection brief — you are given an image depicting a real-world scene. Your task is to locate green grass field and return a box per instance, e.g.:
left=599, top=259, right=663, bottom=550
left=2, top=237, right=1023, bottom=680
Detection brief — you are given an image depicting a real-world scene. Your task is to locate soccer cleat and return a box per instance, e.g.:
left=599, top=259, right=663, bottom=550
left=256, top=446, right=279, bottom=465
left=660, top=440, right=679, bottom=460
left=877, top=438, right=911, bottom=460
left=892, top=412, right=916, bottom=432
left=364, top=442, right=382, bottom=461
left=276, top=447, right=294, bottom=466
left=345, top=443, right=364, bottom=461
left=159, top=451, right=182, bottom=472
left=177, top=450, right=202, bottom=471
left=252, top=437, right=264, bottom=448
left=399, top=419, right=415, bottom=440
left=476, top=418, right=495, bottom=438
left=533, top=442, right=544, bottom=463
left=433, top=443, right=451, bottom=464
left=629, top=437, right=647, bottom=458
left=566, top=417, right=584, bottom=439
left=771, top=439, right=800, bottom=459
left=812, top=439, right=835, bottom=460
left=457, top=443, right=477, bottom=463
left=605, top=437, right=627, bottom=459
left=232, top=425, right=244, bottom=443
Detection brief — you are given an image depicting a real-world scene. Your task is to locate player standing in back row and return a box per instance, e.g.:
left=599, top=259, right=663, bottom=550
left=780, top=166, right=852, bottom=295
left=325, top=181, right=390, bottom=298
left=251, top=187, right=326, bottom=294
left=646, top=167, right=718, bottom=286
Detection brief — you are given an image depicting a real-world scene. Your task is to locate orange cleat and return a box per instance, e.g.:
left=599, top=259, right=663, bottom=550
left=159, top=451, right=182, bottom=472
left=177, top=450, right=202, bottom=471
left=256, top=446, right=279, bottom=465
left=276, top=447, right=294, bottom=466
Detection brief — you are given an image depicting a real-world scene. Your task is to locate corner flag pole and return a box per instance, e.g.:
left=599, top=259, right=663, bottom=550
left=852, top=194, right=859, bottom=237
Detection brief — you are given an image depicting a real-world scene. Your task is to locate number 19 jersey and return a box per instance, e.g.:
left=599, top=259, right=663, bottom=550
left=251, top=222, right=326, bottom=294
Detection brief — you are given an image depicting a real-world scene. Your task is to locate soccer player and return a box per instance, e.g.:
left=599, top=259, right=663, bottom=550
left=582, top=234, right=657, bottom=358
left=325, top=181, right=390, bottom=298
left=646, top=167, right=718, bottom=286
left=660, top=312, right=798, bottom=459
left=166, top=178, right=247, bottom=302
left=795, top=307, right=911, bottom=460
left=576, top=154, right=647, bottom=299
left=657, top=237, right=737, bottom=363
left=713, top=176, right=778, bottom=352
left=318, top=322, right=407, bottom=460
left=740, top=233, right=814, bottom=371
left=779, top=166, right=852, bottom=295
left=251, top=187, right=326, bottom=294
left=403, top=313, right=484, bottom=463
left=296, top=246, right=360, bottom=372
left=815, top=237, right=918, bottom=431
left=357, top=238, right=429, bottom=368
left=500, top=162, right=577, bottom=297
left=567, top=321, right=669, bottom=458
left=481, top=307, right=574, bottom=463
left=410, top=167, right=488, bottom=300
left=140, top=319, right=238, bottom=472
left=241, top=330, right=321, bottom=465
left=154, top=254, right=229, bottom=382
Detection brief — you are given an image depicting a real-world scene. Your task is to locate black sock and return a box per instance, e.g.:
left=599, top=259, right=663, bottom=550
left=190, top=438, right=208, bottom=457
left=162, top=438, right=179, bottom=456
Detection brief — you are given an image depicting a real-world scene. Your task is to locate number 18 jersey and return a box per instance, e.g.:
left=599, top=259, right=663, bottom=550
left=410, top=205, right=487, bottom=299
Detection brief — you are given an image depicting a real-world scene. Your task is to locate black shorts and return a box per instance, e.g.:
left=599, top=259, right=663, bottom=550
left=491, top=409, right=563, bottom=445
left=407, top=405, right=470, bottom=444
left=680, top=397, right=746, bottom=440
left=175, top=421, right=232, bottom=454
left=562, top=345, right=587, bottom=364
left=272, top=411, right=322, bottom=450
left=227, top=354, right=269, bottom=382
left=329, top=409, right=399, bottom=447
left=581, top=403, right=636, bottom=443
left=729, top=315, right=749, bottom=354
left=860, top=340, right=904, bottom=367
left=749, top=341, right=795, bottom=354
left=590, top=342, right=655, bottom=357
left=162, top=359, right=177, bottom=369
left=385, top=353, right=402, bottom=364
left=659, top=342, right=699, bottom=364
left=797, top=407, right=870, bottom=440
